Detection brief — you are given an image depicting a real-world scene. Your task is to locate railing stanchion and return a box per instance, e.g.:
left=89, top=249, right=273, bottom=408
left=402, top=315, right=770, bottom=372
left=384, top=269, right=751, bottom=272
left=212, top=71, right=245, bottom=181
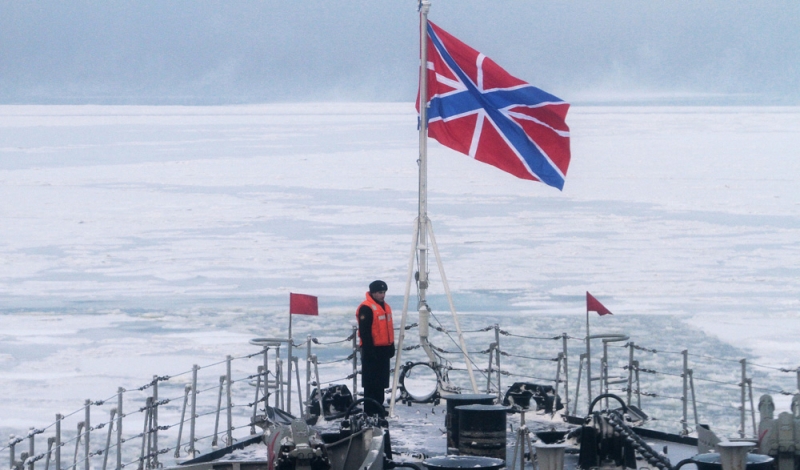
left=84, top=400, right=91, bottom=470
left=116, top=388, right=123, bottom=470
left=634, top=360, right=641, bottom=409
left=276, top=358, right=284, bottom=410
left=306, top=335, right=311, bottom=415
left=10, top=434, right=16, bottom=470
left=682, top=350, right=689, bottom=435
left=627, top=342, right=635, bottom=406
left=73, top=422, right=83, bottom=470
left=689, top=369, right=699, bottom=426
left=102, top=409, right=116, bottom=470
left=175, top=385, right=190, bottom=458
left=140, top=397, right=151, bottom=470
left=293, top=357, right=304, bottom=418
left=56, top=414, right=62, bottom=470
left=573, top=353, right=585, bottom=416
left=554, top=353, right=563, bottom=407
left=262, top=346, right=270, bottom=400
left=306, top=335, right=312, bottom=416
left=45, top=438, right=54, bottom=470
left=212, top=376, right=225, bottom=447
left=152, top=377, right=159, bottom=468
left=352, top=326, right=358, bottom=398
left=486, top=343, right=495, bottom=394
left=740, top=358, right=747, bottom=438
left=494, top=324, right=502, bottom=402
left=747, top=378, right=756, bottom=437
left=313, top=355, right=321, bottom=405
left=602, top=341, right=609, bottom=409
left=562, top=333, right=569, bottom=417
left=27, top=427, right=34, bottom=470
left=189, top=365, right=198, bottom=458
left=226, top=356, right=233, bottom=446
left=252, top=367, right=262, bottom=435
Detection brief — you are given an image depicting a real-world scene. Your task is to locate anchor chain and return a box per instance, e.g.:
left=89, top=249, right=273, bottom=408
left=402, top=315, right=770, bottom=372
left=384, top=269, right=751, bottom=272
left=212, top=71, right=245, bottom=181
left=605, top=411, right=672, bottom=470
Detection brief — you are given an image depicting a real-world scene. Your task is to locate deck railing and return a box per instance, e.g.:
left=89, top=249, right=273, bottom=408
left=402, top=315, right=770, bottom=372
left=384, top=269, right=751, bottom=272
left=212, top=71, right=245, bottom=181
left=4, top=321, right=799, bottom=470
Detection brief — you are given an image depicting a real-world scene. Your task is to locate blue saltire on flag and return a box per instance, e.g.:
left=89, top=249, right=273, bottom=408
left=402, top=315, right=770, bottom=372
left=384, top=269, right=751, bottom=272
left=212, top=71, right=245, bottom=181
left=418, top=21, right=571, bottom=190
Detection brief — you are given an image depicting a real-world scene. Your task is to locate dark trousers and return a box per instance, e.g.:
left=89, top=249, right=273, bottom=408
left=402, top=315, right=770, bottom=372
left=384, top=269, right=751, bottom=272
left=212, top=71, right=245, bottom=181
left=361, top=345, right=392, bottom=415
left=363, top=381, right=386, bottom=415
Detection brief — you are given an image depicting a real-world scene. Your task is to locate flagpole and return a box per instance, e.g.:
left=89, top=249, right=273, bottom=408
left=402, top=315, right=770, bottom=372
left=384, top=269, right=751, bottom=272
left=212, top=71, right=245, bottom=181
left=416, top=0, right=436, bottom=366
left=287, top=308, right=293, bottom=414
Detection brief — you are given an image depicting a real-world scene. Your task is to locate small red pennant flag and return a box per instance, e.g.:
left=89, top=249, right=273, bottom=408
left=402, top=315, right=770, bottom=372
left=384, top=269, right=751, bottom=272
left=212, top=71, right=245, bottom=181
left=289, top=293, right=318, bottom=316
left=586, top=292, right=613, bottom=316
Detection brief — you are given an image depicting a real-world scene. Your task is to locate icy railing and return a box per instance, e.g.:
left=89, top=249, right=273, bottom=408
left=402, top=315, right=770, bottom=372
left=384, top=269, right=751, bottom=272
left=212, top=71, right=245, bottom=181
left=4, top=320, right=800, bottom=470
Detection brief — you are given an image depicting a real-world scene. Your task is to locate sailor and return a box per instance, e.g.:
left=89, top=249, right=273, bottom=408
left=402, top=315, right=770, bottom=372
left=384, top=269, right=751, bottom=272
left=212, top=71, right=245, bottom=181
left=356, top=280, right=395, bottom=415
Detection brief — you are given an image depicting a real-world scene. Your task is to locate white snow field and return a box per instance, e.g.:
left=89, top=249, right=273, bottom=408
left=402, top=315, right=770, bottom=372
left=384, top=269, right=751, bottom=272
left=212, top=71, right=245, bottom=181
left=1, top=104, right=799, bottom=459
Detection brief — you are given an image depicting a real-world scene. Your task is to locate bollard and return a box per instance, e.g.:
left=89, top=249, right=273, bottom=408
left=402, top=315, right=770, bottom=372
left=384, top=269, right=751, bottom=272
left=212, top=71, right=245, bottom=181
left=718, top=441, right=755, bottom=470
left=456, top=404, right=507, bottom=460
left=534, top=442, right=568, bottom=470
left=442, top=394, right=495, bottom=453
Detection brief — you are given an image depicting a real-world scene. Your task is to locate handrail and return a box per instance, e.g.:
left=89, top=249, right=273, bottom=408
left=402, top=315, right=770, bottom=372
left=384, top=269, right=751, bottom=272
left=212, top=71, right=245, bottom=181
left=5, top=321, right=800, bottom=470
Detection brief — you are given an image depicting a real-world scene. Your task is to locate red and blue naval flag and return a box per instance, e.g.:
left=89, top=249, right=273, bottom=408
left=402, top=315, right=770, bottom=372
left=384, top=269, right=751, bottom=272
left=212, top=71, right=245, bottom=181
left=418, top=21, right=571, bottom=190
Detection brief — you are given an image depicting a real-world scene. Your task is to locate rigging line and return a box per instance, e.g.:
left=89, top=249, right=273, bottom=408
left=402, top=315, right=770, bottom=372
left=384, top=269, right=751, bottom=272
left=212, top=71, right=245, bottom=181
left=427, top=309, right=491, bottom=383
left=197, top=359, right=229, bottom=370
left=750, top=362, right=798, bottom=372
left=686, top=352, right=745, bottom=364
left=498, top=330, right=562, bottom=341
left=500, top=351, right=558, bottom=362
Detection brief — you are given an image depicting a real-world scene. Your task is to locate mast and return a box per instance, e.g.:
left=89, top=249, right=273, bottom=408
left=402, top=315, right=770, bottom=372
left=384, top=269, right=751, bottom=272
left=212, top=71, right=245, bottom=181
left=389, top=2, right=478, bottom=415
left=417, top=0, right=434, bottom=364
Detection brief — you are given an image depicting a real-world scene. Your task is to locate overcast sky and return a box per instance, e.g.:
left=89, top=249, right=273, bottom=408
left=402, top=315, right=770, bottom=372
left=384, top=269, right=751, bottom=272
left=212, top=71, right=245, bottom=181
left=1, top=1, right=799, bottom=105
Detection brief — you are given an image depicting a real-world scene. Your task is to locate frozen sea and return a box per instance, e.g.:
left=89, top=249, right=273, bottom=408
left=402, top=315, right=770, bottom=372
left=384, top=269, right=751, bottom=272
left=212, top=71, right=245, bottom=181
left=1, top=104, right=799, bottom=464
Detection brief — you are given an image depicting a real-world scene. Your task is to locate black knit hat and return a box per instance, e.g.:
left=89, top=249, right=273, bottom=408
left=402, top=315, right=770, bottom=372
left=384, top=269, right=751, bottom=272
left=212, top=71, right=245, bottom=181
left=369, top=280, right=388, bottom=293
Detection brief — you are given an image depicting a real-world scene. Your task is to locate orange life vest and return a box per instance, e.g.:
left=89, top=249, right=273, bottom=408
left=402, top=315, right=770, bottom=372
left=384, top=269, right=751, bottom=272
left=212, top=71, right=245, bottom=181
left=356, top=292, right=394, bottom=347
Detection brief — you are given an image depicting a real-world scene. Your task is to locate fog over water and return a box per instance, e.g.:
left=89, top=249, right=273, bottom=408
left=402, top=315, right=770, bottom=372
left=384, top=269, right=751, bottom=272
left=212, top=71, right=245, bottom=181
left=2, top=1, right=799, bottom=104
